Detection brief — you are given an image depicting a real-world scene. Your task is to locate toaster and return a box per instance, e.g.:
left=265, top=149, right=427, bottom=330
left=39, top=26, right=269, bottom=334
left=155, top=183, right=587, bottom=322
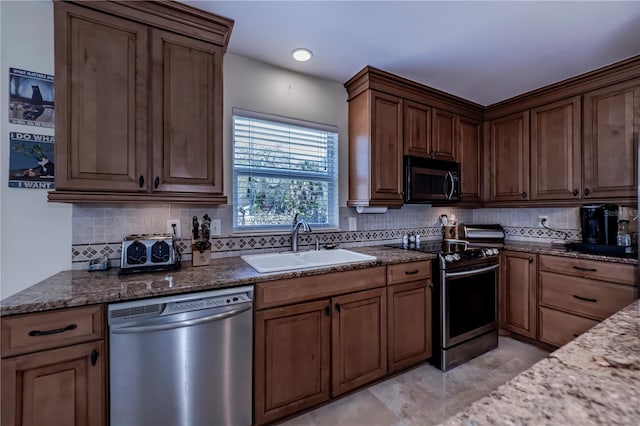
left=119, top=233, right=179, bottom=274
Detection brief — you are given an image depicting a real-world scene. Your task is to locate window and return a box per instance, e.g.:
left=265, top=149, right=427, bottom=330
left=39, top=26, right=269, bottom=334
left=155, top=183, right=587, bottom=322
left=232, top=108, right=338, bottom=231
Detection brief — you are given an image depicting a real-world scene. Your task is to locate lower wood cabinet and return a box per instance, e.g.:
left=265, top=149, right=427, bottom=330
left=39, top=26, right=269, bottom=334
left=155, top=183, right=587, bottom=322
left=254, top=300, right=331, bottom=425
left=499, top=251, right=537, bottom=339
left=386, top=260, right=433, bottom=373
left=387, top=279, right=432, bottom=373
left=254, top=284, right=388, bottom=425
left=537, top=254, right=637, bottom=347
left=1, top=305, right=105, bottom=426
left=2, top=341, right=105, bottom=426
left=538, top=306, right=598, bottom=347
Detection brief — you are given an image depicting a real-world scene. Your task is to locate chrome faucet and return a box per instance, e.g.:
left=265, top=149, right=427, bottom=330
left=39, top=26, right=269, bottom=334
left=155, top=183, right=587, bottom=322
left=291, top=213, right=312, bottom=252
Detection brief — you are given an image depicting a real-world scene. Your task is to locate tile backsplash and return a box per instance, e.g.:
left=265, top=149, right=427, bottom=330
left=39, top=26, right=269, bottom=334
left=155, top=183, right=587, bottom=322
left=71, top=204, right=636, bottom=269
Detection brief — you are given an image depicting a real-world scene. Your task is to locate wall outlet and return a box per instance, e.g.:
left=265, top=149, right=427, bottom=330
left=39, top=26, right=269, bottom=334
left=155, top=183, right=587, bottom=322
left=167, top=219, right=181, bottom=238
left=538, top=215, right=549, bottom=228
left=348, top=217, right=357, bottom=231
left=211, top=219, right=221, bottom=236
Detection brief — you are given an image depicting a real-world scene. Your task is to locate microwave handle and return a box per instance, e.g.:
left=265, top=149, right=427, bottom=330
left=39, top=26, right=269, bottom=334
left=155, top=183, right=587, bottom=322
left=445, top=171, right=455, bottom=200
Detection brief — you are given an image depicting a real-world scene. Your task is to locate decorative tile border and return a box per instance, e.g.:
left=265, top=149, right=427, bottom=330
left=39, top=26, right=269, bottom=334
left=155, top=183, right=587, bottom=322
left=504, top=226, right=580, bottom=241
left=70, top=225, right=582, bottom=269
left=71, top=227, right=443, bottom=269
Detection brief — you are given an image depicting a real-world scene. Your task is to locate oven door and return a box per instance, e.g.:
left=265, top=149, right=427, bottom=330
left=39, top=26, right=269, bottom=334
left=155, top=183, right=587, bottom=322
left=441, top=263, right=498, bottom=348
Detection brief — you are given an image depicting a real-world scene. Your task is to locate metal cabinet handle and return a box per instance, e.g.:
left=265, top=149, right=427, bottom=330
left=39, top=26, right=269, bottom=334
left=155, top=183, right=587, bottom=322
left=90, top=349, right=99, bottom=366
left=28, top=324, right=77, bottom=337
left=584, top=188, right=590, bottom=196
left=325, top=305, right=330, bottom=316
left=335, top=303, right=341, bottom=312
left=522, top=191, right=527, bottom=199
left=573, top=294, right=598, bottom=303
left=573, top=266, right=597, bottom=272
left=428, top=283, right=433, bottom=289
left=405, top=270, right=420, bottom=275
left=528, top=257, right=534, bottom=264
left=138, top=175, right=144, bottom=188
left=573, top=189, right=579, bottom=197
left=434, top=151, right=439, bottom=158
left=154, top=176, right=160, bottom=189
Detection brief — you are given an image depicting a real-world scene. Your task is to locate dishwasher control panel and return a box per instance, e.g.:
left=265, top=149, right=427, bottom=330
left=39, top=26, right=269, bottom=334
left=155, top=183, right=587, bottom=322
left=164, top=293, right=252, bottom=315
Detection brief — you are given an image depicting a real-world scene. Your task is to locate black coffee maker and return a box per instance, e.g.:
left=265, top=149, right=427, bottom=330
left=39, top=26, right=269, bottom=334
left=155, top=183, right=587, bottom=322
left=579, top=204, right=619, bottom=245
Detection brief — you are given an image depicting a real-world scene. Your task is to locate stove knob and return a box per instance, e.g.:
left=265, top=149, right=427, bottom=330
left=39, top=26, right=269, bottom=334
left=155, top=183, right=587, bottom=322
left=493, top=248, right=500, bottom=255
left=453, top=253, right=461, bottom=261
left=444, top=254, right=455, bottom=262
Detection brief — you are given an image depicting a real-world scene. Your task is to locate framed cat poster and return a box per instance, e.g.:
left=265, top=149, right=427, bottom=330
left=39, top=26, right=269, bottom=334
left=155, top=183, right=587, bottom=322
left=8, top=131, right=55, bottom=189
left=8, top=68, right=54, bottom=128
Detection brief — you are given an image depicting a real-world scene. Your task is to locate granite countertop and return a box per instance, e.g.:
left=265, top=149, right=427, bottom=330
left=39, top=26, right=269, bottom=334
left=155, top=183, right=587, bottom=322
left=0, top=246, right=436, bottom=317
left=503, top=241, right=638, bottom=265
left=443, top=299, right=640, bottom=426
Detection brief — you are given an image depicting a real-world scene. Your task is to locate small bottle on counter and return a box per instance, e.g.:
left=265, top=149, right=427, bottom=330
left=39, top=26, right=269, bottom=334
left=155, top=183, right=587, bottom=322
left=617, top=220, right=632, bottom=252
left=402, top=234, right=409, bottom=247
left=415, top=234, right=421, bottom=246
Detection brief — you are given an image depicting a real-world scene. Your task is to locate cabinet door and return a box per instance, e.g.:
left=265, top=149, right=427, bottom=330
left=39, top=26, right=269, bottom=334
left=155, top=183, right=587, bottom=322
left=403, top=100, right=431, bottom=157
left=456, top=116, right=482, bottom=202
left=151, top=29, right=224, bottom=194
left=530, top=97, right=582, bottom=200
left=432, top=109, right=456, bottom=161
left=583, top=80, right=640, bottom=199
left=371, top=91, right=403, bottom=202
left=254, top=300, right=331, bottom=425
left=332, top=287, right=387, bottom=396
left=499, top=251, right=537, bottom=339
left=1, top=341, right=105, bottom=426
left=54, top=3, right=148, bottom=192
left=388, top=280, right=432, bottom=373
left=490, top=111, right=530, bottom=201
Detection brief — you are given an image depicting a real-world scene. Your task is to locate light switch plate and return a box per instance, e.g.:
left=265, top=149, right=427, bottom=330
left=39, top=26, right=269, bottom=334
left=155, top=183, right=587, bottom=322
left=211, top=219, right=221, bottom=236
left=348, top=217, right=357, bottom=231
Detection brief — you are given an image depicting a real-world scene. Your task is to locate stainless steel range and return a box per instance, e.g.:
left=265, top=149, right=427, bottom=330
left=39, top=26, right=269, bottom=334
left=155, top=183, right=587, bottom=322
left=387, top=224, right=505, bottom=371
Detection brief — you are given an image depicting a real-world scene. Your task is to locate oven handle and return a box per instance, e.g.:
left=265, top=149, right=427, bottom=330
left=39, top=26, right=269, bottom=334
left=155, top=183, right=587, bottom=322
left=444, top=263, right=499, bottom=278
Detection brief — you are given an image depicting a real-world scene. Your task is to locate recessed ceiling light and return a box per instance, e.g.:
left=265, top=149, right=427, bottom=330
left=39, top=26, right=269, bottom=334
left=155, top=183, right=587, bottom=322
left=292, top=48, right=313, bottom=62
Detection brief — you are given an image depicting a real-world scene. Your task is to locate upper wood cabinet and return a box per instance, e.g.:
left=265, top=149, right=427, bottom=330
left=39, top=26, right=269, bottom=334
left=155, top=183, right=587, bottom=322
left=150, top=29, right=224, bottom=195
left=489, top=111, right=530, bottom=201
left=432, top=108, right=456, bottom=161
left=403, top=100, right=431, bottom=157
left=583, top=80, right=640, bottom=199
left=456, top=116, right=482, bottom=202
left=50, top=1, right=232, bottom=204
left=347, top=90, right=404, bottom=207
left=53, top=3, right=149, bottom=194
left=530, top=96, right=582, bottom=200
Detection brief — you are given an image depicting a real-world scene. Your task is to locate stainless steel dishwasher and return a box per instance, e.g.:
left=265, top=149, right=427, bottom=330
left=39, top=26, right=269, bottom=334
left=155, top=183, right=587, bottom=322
left=108, top=286, right=253, bottom=426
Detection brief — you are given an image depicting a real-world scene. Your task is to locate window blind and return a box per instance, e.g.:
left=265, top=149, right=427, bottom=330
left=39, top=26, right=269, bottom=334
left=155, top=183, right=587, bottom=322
left=232, top=108, right=338, bottom=231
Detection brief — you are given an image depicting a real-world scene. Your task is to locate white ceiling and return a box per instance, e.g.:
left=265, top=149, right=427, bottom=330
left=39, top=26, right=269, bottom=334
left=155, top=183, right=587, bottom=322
left=184, top=1, right=640, bottom=106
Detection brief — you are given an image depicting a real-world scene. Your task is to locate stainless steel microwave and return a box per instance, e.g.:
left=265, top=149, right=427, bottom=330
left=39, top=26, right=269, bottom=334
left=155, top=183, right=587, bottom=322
left=404, top=156, right=461, bottom=203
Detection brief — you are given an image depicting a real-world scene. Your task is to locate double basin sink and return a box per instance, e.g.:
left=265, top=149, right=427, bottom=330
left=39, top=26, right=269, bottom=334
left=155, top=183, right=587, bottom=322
left=241, top=249, right=377, bottom=273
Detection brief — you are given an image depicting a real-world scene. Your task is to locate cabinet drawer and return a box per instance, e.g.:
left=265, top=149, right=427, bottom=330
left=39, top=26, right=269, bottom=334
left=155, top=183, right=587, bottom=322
left=538, top=306, right=598, bottom=347
left=539, top=255, right=637, bottom=286
left=256, top=267, right=386, bottom=310
left=387, top=261, right=431, bottom=285
left=539, top=271, right=636, bottom=321
left=1, top=305, right=103, bottom=358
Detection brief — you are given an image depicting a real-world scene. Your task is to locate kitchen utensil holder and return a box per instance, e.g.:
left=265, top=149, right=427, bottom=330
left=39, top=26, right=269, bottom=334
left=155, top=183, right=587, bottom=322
left=191, top=239, right=212, bottom=267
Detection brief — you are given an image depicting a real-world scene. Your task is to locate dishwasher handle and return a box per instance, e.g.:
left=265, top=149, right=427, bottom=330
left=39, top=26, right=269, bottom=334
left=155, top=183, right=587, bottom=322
left=111, top=302, right=252, bottom=334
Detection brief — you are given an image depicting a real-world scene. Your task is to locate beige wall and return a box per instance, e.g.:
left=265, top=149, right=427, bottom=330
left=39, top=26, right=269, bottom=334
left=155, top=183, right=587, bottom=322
left=0, top=1, right=72, bottom=298
left=223, top=54, right=350, bottom=206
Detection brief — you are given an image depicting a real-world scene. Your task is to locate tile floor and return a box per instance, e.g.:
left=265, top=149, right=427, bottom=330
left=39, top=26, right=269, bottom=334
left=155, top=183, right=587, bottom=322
left=278, top=337, right=549, bottom=426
